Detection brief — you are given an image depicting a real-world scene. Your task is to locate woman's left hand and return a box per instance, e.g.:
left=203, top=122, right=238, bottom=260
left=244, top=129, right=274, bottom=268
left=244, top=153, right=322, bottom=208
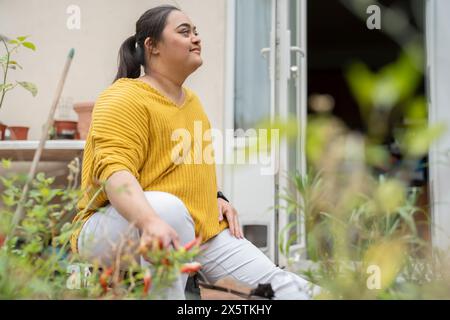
left=218, top=198, right=244, bottom=239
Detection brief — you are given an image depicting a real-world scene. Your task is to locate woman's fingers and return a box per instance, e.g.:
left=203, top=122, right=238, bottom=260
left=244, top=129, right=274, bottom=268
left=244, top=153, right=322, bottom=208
left=139, top=239, right=149, bottom=255
left=224, top=207, right=235, bottom=236
left=229, top=219, right=236, bottom=237
left=151, top=238, right=162, bottom=251
left=171, top=233, right=181, bottom=250
left=234, top=212, right=243, bottom=239
left=218, top=203, right=224, bottom=222
left=223, top=206, right=242, bottom=239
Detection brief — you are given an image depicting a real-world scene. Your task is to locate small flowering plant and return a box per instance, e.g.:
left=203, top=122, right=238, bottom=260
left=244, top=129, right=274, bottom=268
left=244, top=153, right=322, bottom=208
left=136, top=236, right=204, bottom=299
left=0, top=158, right=205, bottom=299
left=85, top=236, right=205, bottom=300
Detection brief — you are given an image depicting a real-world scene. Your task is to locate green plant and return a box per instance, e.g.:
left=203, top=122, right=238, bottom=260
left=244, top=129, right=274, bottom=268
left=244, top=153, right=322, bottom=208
left=0, top=158, right=204, bottom=299
left=275, top=44, right=450, bottom=299
left=0, top=35, right=38, bottom=112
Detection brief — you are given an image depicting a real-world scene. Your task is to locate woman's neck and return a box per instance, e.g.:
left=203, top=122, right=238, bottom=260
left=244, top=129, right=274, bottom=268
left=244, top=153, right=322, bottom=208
left=140, top=71, right=186, bottom=106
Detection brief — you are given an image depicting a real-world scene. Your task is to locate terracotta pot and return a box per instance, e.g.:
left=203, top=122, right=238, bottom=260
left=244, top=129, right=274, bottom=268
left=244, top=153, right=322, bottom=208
left=0, top=123, right=7, bottom=140
left=73, top=101, right=95, bottom=140
left=8, top=126, right=29, bottom=140
left=53, top=120, right=78, bottom=139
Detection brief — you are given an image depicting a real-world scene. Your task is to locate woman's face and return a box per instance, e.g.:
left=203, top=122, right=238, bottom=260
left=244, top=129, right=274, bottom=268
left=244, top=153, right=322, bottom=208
left=151, top=10, right=202, bottom=76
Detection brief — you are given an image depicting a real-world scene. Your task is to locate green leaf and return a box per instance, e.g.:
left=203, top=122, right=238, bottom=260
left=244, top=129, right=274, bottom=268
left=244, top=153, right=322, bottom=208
left=17, top=81, right=37, bottom=97
left=365, top=144, right=390, bottom=167
left=345, top=62, right=375, bottom=116
left=405, top=96, right=427, bottom=124
left=22, top=41, right=36, bottom=51
left=9, top=60, right=22, bottom=69
left=36, top=172, right=46, bottom=182
left=17, top=36, right=29, bottom=42
left=28, top=190, right=41, bottom=201
left=2, top=194, right=16, bottom=207
left=0, top=83, right=15, bottom=92
left=23, top=240, right=43, bottom=255
left=29, top=206, right=48, bottom=219
left=1, top=158, right=12, bottom=169
left=8, top=39, right=18, bottom=45
left=398, top=208, right=418, bottom=235
left=400, top=123, right=447, bottom=157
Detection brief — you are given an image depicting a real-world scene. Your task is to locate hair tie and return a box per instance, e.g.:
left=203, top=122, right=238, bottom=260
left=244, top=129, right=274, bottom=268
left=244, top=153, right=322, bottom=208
left=135, top=43, right=144, bottom=66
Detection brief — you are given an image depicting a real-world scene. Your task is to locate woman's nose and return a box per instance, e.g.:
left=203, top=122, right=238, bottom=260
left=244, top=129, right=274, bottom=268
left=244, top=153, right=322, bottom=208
left=192, top=35, right=201, bottom=44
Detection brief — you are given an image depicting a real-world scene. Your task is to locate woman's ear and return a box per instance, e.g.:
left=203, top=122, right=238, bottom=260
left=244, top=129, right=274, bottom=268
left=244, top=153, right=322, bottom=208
left=144, top=37, right=159, bottom=55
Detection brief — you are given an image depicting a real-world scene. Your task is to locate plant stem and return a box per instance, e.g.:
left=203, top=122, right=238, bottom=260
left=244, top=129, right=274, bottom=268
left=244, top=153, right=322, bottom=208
left=0, top=37, right=11, bottom=110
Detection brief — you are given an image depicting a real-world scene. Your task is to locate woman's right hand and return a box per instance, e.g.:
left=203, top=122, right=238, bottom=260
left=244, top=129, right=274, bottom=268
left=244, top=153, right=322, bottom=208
left=138, top=215, right=181, bottom=253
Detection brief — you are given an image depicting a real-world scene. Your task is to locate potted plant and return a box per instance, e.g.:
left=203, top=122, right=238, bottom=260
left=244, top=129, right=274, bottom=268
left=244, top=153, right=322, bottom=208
left=73, top=101, right=95, bottom=140
left=53, top=120, right=78, bottom=139
left=0, top=122, right=6, bottom=140
left=7, top=126, right=29, bottom=140
left=0, top=34, right=38, bottom=140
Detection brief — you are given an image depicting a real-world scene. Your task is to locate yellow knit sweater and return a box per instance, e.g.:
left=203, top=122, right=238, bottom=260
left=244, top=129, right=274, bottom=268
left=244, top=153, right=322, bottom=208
left=70, top=78, right=229, bottom=253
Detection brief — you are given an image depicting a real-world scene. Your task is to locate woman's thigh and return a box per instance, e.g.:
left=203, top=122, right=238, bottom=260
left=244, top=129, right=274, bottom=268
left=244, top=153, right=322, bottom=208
left=196, top=229, right=320, bottom=299
left=77, top=191, right=196, bottom=268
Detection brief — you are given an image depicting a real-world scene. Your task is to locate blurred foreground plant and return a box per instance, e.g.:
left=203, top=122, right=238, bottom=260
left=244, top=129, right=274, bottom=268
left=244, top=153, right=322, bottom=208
left=0, top=158, right=203, bottom=299
left=278, top=45, right=450, bottom=299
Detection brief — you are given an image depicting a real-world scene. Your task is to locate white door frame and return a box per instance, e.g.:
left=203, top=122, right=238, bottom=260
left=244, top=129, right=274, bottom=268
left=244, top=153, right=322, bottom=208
left=426, top=0, right=450, bottom=251
left=223, top=0, right=307, bottom=265
left=275, top=0, right=308, bottom=265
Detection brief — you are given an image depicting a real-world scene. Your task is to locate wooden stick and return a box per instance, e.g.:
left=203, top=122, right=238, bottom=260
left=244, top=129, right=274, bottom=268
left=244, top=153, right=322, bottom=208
left=197, top=281, right=271, bottom=300
left=10, top=48, right=75, bottom=232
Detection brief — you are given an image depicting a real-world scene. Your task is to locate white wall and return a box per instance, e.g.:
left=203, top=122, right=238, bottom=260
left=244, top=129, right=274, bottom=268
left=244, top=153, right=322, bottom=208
left=0, top=0, right=227, bottom=185
left=427, top=0, right=450, bottom=250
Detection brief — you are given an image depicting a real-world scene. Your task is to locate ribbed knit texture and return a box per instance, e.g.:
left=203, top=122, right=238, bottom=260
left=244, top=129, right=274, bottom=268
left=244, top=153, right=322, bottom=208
left=70, top=78, right=229, bottom=253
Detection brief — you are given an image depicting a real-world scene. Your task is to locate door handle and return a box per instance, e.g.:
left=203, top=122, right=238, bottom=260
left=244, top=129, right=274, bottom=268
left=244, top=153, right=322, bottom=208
left=260, top=47, right=271, bottom=57
left=290, top=46, right=305, bottom=78
left=260, top=46, right=275, bottom=83
left=290, top=46, right=305, bottom=57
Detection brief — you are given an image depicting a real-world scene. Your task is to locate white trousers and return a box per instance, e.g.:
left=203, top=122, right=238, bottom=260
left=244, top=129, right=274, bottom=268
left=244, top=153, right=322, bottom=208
left=78, top=191, right=320, bottom=299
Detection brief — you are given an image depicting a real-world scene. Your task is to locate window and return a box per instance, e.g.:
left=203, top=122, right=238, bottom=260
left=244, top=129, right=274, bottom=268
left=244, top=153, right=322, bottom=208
left=234, top=0, right=272, bottom=131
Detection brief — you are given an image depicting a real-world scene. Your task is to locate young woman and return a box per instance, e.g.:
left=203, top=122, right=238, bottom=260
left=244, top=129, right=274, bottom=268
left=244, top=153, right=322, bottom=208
left=71, top=5, right=319, bottom=299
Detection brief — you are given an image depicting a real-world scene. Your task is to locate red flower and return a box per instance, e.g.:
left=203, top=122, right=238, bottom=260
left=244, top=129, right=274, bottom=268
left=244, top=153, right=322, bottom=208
left=99, top=267, right=114, bottom=293
left=139, top=239, right=164, bottom=256
left=180, top=262, right=202, bottom=274
left=183, top=236, right=202, bottom=251
left=143, top=269, right=152, bottom=296
left=161, top=257, right=172, bottom=266
left=0, top=234, right=5, bottom=248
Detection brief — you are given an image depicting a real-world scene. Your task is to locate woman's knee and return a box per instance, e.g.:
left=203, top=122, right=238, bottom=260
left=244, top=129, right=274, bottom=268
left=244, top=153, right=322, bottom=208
left=143, top=191, right=195, bottom=242
left=78, top=208, right=141, bottom=267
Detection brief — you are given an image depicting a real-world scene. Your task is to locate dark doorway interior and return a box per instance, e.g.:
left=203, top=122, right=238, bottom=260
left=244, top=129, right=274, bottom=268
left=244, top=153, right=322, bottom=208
left=307, top=0, right=429, bottom=241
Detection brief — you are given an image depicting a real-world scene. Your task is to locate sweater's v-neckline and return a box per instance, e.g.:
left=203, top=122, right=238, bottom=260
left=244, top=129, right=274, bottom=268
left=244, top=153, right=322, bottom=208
left=129, top=78, right=189, bottom=109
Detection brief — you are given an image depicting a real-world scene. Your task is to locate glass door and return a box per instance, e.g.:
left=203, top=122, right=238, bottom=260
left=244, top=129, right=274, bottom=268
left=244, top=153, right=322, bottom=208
left=224, top=0, right=306, bottom=266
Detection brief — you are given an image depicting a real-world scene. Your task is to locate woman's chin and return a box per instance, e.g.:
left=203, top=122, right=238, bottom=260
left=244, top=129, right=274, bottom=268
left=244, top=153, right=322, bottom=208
left=190, top=59, right=203, bottom=72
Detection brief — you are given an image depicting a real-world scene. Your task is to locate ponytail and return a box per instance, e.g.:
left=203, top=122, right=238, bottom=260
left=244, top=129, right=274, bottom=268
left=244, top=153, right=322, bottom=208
left=114, top=35, right=143, bottom=81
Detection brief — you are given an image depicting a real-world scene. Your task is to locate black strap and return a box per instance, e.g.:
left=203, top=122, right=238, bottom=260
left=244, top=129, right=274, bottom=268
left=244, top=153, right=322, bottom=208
left=217, top=191, right=229, bottom=202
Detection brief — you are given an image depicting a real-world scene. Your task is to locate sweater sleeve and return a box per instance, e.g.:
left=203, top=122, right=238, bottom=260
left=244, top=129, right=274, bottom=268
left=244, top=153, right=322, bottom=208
left=90, top=92, right=149, bottom=184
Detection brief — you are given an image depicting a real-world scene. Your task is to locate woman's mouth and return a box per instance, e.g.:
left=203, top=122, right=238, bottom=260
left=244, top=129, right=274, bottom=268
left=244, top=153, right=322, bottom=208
left=190, top=48, right=201, bottom=54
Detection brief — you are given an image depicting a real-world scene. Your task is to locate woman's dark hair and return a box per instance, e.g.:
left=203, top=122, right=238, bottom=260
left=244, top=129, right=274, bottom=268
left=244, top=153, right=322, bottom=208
left=114, top=5, right=180, bottom=81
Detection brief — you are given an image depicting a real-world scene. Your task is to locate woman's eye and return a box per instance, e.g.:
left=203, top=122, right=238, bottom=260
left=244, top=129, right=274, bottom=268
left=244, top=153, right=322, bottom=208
left=179, top=29, right=198, bottom=37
